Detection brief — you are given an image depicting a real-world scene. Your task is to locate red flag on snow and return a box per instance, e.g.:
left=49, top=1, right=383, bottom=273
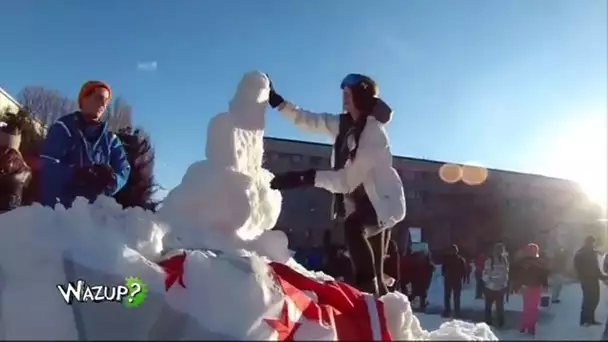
left=268, top=262, right=392, bottom=341
left=157, top=252, right=392, bottom=341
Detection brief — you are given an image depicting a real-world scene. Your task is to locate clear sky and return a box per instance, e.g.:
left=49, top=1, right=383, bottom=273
left=1, top=0, right=606, bottom=207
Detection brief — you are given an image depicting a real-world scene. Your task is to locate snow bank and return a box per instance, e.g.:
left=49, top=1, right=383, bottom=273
left=0, top=71, right=496, bottom=340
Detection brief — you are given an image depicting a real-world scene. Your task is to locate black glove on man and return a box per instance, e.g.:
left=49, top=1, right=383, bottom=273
left=73, top=164, right=116, bottom=193
left=265, top=74, right=285, bottom=109
left=270, top=169, right=316, bottom=190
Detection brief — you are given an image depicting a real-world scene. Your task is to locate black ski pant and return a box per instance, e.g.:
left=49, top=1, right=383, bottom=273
left=580, top=279, right=600, bottom=324
left=484, top=288, right=505, bottom=327
left=475, top=271, right=484, bottom=298
left=443, top=280, right=462, bottom=314
left=343, top=211, right=389, bottom=296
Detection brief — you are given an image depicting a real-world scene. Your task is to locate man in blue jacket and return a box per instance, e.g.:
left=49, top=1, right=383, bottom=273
left=38, top=80, right=131, bottom=208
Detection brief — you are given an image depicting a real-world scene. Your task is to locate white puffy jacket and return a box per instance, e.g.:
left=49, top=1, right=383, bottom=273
left=277, top=101, right=406, bottom=233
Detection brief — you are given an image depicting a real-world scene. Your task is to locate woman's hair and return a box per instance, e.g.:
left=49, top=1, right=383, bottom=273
left=489, top=243, right=508, bottom=269
left=346, top=74, right=379, bottom=114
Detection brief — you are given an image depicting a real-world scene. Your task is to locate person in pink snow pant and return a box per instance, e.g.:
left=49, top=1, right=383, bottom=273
left=511, top=243, right=549, bottom=337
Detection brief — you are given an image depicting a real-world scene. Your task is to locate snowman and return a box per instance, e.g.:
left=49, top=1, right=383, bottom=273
left=152, top=71, right=339, bottom=339
left=158, top=71, right=284, bottom=253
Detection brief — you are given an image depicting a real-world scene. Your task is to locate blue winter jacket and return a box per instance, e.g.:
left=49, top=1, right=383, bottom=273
left=38, top=112, right=131, bottom=207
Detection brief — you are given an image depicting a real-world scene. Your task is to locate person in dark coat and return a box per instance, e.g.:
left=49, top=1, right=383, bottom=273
left=384, top=238, right=401, bottom=292
left=411, top=248, right=435, bottom=311
left=474, top=250, right=486, bottom=299
left=511, top=243, right=548, bottom=337
left=0, top=119, right=32, bottom=213
left=399, top=248, right=414, bottom=296
left=574, top=236, right=607, bottom=326
left=442, top=244, right=466, bottom=317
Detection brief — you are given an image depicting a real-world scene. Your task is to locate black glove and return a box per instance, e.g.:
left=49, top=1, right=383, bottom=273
left=265, top=74, right=285, bottom=109
left=270, top=169, right=316, bottom=190
left=73, top=164, right=115, bottom=192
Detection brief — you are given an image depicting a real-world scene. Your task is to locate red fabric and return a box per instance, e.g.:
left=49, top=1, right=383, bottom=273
left=157, top=252, right=187, bottom=291
left=519, top=286, right=542, bottom=333
left=400, top=255, right=414, bottom=282
left=156, top=252, right=392, bottom=341
left=475, top=254, right=485, bottom=269
left=269, top=262, right=392, bottom=341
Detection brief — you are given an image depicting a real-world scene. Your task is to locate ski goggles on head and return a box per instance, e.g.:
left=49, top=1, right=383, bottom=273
left=340, top=73, right=366, bottom=89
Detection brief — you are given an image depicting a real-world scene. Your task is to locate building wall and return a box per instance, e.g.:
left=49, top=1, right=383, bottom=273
left=0, top=87, right=47, bottom=136
left=0, top=87, right=20, bottom=114
left=263, top=137, right=601, bottom=256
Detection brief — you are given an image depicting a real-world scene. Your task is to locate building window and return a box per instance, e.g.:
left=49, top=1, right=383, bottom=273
left=310, top=156, right=323, bottom=167
left=407, top=191, right=419, bottom=199
left=291, top=154, right=303, bottom=164
left=400, top=169, right=416, bottom=181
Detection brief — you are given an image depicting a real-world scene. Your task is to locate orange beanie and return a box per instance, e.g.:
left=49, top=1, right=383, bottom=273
left=78, top=80, right=112, bottom=108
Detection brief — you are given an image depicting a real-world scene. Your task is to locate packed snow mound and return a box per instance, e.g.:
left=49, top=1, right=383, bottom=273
left=0, top=70, right=497, bottom=340
left=0, top=199, right=496, bottom=340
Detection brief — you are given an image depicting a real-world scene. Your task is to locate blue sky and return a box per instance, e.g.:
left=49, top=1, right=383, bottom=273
left=1, top=0, right=606, bottom=203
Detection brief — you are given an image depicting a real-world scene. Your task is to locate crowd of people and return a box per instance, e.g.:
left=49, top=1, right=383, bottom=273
left=292, top=235, right=608, bottom=338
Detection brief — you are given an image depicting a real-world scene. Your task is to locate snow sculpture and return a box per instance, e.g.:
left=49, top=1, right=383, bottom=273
left=158, top=71, right=282, bottom=246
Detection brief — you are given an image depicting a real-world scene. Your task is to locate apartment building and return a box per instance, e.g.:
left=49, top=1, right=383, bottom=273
left=263, top=137, right=602, bottom=256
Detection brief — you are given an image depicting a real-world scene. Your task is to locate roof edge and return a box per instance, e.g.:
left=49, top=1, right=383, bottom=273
left=263, top=136, right=576, bottom=184
left=0, top=86, right=22, bottom=109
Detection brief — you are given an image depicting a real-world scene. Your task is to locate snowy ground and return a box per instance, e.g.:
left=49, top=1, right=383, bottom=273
left=416, top=272, right=607, bottom=340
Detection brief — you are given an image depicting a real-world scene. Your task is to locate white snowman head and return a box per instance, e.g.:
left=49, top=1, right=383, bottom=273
left=159, top=71, right=281, bottom=251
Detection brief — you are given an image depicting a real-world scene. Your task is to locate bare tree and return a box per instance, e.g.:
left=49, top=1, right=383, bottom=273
left=104, top=97, right=133, bottom=132
left=17, top=86, right=77, bottom=126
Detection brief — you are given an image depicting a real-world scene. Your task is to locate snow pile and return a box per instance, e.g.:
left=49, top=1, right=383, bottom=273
left=0, top=71, right=496, bottom=340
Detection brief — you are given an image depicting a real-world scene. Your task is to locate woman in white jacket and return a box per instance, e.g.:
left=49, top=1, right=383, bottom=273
left=267, top=74, right=406, bottom=296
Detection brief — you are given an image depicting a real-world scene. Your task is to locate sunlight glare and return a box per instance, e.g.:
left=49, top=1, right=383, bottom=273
left=543, top=114, right=607, bottom=213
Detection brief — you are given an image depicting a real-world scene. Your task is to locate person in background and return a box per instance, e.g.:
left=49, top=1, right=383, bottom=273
left=574, top=236, right=607, bottom=326
left=331, top=246, right=353, bottom=282
left=0, top=119, right=32, bottom=213
left=442, top=244, right=466, bottom=317
left=464, top=258, right=472, bottom=285
left=511, top=243, right=548, bottom=337
left=482, top=242, right=509, bottom=328
left=411, top=244, right=435, bottom=312
left=268, top=74, right=405, bottom=297
left=38, top=81, right=131, bottom=208
left=307, top=245, right=323, bottom=271
left=399, top=246, right=414, bottom=296
left=384, top=238, right=401, bottom=292
left=474, top=249, right=486, bottom=299
left=549, top=247, right=568, bottom=303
